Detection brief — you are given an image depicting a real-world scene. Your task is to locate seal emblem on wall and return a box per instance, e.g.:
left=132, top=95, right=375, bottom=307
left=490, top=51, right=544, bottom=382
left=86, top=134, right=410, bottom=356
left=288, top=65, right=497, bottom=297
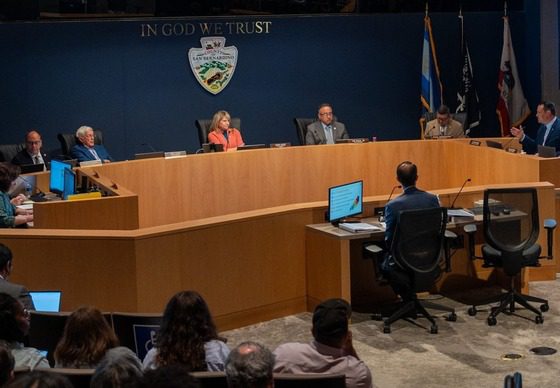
left=188, top=36, right=238, bottom=95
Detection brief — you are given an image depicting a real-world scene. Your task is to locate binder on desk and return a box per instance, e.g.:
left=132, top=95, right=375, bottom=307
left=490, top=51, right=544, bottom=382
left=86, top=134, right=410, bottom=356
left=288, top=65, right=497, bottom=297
left=339, top=222, right=381, bottom=233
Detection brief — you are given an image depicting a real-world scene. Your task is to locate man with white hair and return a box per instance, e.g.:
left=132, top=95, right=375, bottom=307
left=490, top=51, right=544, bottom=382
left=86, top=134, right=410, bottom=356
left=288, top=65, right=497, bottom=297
left=70, top=126, right=113, bottom=163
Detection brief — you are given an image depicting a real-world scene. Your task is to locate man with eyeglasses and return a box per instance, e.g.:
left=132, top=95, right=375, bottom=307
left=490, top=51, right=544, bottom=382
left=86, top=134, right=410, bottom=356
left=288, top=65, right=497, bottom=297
left=11, top=130, right=50, bottom=170
left=305, top=103, right=349, bottom=145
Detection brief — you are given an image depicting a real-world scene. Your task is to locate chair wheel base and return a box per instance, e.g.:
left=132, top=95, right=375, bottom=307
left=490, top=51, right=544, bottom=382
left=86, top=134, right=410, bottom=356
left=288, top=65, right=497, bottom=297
left=535, top=315, right=544, bottom=324
left=540, top=303, right=549, bottom=312
left=430, top=325, right=438, bottom=334
left=487, top=316, right=497, bottom=326
left=446, top=312, right=457, bottom=322
left=383, top=325, right=391, bottom=334
left=467, top=307, right=477, bottom=316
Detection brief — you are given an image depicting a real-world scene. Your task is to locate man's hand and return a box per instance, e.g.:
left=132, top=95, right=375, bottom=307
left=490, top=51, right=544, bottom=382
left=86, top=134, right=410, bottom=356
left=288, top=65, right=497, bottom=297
left=510, top=126, right=524, bottom=139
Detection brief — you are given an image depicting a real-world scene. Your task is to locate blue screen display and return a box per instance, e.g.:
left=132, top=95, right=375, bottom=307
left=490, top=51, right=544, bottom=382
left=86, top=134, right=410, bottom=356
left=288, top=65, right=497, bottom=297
left=62, top=168, right=75, bottom=200
left=49, top=160, right=72, bottom=194
left=328, top=180, right=363, bottom=222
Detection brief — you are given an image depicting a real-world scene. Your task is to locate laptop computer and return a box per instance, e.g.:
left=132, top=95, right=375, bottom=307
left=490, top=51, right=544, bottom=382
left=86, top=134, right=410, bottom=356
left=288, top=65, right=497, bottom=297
left=29, top=290, right=62, bottom=312
left=20, top=163, right=44, bottom=174
left=537, top=145, right=557, bottom=158
left=237, top=144, right=266, bottom=151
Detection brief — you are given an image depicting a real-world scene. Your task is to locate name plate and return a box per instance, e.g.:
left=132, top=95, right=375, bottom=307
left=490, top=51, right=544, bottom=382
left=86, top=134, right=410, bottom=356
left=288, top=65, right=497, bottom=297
left=164, top=151, right=188, bottom=158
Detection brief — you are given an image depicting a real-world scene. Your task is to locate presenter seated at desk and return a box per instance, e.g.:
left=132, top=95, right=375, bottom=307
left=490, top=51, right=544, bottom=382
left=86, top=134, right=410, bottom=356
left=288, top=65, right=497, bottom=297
left=71, top=126, right=113, bottom=163
left=424, top=105, right=465, bottom=139
left=10, top=130, right=50, bottom=171
left=0, top=163, right=33, bottom=228
left=208, top=110, right=244, bottom=152
left=305, top=103, right=349, bottom=145
left=382, top=161, right=440, bottom=301
left=510, top=101, right=560, bottom=155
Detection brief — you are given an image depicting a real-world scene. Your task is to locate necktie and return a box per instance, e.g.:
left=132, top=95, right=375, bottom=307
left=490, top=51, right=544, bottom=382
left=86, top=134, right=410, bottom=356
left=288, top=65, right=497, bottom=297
left=33, top=155, right=40, bottom=165
left=90, top=148, right=100, bottom=161
left=325, top=125, right=334, bottom=144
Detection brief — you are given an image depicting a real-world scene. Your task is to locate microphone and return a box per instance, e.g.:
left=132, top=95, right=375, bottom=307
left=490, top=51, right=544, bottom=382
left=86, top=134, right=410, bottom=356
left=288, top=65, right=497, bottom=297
left=141, top=143, right=156, bottom=152
left=450, top=178, right=471, bottom=209
left=502, top=134, right=519, bottom=150
left=379, top=185, right=402, bottom=222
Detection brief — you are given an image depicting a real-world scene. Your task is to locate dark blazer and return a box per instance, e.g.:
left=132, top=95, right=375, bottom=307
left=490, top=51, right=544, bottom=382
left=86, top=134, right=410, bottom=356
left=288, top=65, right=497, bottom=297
left=384, top=186, right=440, bottom=247
left=521, top=117, right=560, bottom=155
left=0, top=278, right=34, bottom=310
left=11, top=150, right=50, bottom=169
left=71, top=144, right=113, bottom=162
left=305, top=121, right=349, bottom=145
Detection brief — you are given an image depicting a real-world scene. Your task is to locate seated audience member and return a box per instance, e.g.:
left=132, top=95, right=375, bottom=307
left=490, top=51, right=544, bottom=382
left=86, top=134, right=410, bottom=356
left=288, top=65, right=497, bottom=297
left=424, top=105, right=465, bottom=138
left=382, top=161, right=440, bottom=302
left=0, top=293, right=49, bottom=370
left=207, top=110, right=244, bottom=151
left=0, top=244, right=34, bottom=311
left=0, top=342, right=15, bottom=386
left=226, top=341, right=274, bottom=388
left=273, top=298, right=373, bottom=388
left=6, top=370, right=72, bottom=388
left=140, top=364, right=198, bottom=388
left=70, top=126, right=113, bottom=163
left=142, top=290, right=229, bottom=371
left=90, top=346, right=143, bottom=388
left=305, top=103, right=349, bottom=145
left=511, top=101, right=560, bottom=155
left=0, top=163, right=33, bottom=228
left=54, top=306, right=119, bottom=368
left=11, top=130, right=50, bottom=170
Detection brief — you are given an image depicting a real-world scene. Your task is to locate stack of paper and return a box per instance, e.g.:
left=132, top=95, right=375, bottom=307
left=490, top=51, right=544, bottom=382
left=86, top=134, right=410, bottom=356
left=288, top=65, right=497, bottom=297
left=339, top=222, right=381, bottom=233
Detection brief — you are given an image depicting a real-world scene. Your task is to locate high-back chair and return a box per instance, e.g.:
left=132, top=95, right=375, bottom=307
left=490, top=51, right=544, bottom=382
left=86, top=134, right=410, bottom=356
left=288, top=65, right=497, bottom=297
left=463, top=187, right=556, bottom=325
left=110, top=312, right=162, bottom=360
left=293, top=117, right=316, bottom=145
left=196, top=118, right=241, bottom=148
left=365, top=207, right=456, bottom=334
left=57, top=130, right=104, bottom=160
left=0, top=143, right=24, bottom=162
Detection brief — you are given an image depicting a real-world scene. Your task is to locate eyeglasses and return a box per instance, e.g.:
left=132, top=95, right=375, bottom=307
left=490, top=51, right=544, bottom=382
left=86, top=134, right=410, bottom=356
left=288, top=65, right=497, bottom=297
left=26, top=141, right=42, bottom=145
left=319, top=112, right=333, bottom=116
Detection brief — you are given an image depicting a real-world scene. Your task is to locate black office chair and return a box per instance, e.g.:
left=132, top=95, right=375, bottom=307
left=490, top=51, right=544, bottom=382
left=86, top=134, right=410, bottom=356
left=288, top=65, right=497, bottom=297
left=364, top=207, right=456, bottom=334
left=0, top=143, right=24, bottom=162
left=57, top=130, right=104, bottom=160
left=293, top=118, right=316, bottom=145
left=111, top=312, right=162, bottom=360
left=463, top=188, right=556, bottom=326
left=195, top=118, right=241, bottom=148
left=27, top=311, right=71, bottom=367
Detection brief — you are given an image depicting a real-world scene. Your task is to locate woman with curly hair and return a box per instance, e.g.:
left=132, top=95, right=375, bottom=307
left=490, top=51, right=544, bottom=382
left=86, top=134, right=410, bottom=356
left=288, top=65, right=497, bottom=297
left=142, top=290, right=229, bottom=371
left=54, top=306, right=119, bottom=368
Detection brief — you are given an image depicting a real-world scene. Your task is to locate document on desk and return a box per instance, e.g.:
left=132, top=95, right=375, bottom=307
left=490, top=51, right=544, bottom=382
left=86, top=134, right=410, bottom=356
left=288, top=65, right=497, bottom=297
left=339, top=222, right=381, bottom=233
left=447, top=208, right=474, bottom=217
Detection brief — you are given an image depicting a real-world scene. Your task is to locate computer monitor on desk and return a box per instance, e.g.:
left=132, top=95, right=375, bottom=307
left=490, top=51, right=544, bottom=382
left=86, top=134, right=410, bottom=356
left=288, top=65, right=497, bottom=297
left=328, top=180, right=363, bottom=226
left=49, top=160, right=73, bottom=198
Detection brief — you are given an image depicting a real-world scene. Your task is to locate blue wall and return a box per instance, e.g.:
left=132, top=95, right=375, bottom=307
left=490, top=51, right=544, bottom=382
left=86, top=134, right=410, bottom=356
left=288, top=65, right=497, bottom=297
left=0, top=5, right=541, bottom=161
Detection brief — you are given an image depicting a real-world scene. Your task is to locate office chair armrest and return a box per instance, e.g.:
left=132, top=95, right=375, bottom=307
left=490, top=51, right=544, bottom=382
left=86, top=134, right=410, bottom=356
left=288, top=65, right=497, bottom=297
left=364, top=244, right=384, bottom=255
left=544, top=218, right=557, bottom=259
left=363, top=243, right=386, bottom=282
left=463, top=224, right=478, bottom=260
left=443, top=230, right=458, bottom=272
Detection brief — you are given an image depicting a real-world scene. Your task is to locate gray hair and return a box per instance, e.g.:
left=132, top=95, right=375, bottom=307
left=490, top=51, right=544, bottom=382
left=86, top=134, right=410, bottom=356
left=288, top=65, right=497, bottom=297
left=75, top=125, right=93, bottom=139
left=226, top=341, right=274, bottom=388
left=90, top=346, right=143, bottom=388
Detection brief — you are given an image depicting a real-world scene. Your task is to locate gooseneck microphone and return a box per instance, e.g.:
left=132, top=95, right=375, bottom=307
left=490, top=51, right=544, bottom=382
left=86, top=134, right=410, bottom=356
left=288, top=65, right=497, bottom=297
left=379, top=185, right=402, bottom=222
left=450, top=178, right=471, bottom=209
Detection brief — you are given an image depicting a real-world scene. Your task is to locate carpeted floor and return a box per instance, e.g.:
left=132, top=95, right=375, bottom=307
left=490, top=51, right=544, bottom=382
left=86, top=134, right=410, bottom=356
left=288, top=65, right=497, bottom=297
left=223, top=279, right=560, bottom=388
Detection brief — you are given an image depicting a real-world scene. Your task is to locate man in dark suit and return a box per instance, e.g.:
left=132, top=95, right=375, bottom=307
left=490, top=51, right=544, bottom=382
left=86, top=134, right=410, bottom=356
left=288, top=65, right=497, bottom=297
left=511, top=101, right=560, bottom=155
left=71, top=126, right=113, bottom=163
left=305, top=103, right=349, bottom=145
left=11, top=130, right=50, bottom=170
left=0, top=243, right=34, bottom=311
left=382, top=161, right=440, bottom=301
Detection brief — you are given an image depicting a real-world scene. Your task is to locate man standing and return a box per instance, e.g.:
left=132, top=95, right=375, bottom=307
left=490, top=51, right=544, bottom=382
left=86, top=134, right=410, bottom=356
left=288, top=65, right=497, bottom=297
left=511, top=101, right=560, bottom=155
left=11, top=131, right=50, bottom=170
left=71, top=126, right=113, bottom=163
left=226, top=341, right=274, bottom=388
left=424, top=105, right=465, bottom=138
left=0, top=243, right=34, bottom=311
left=273, top=298, right=373, bottom=388
left=305, top=103, right=349, bottom=145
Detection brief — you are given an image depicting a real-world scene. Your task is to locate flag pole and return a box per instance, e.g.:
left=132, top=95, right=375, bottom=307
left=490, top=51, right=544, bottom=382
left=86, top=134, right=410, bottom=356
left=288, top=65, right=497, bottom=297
left=504, top=1, right=508, bottom=17
left=425, top=2, right=428, bottom=17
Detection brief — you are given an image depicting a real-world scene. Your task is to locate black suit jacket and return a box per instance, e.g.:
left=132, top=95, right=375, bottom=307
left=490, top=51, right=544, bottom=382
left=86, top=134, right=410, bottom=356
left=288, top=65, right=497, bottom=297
left=521, top=117, right=560, bottom=155
left=11, top=150, right=50, bottom=169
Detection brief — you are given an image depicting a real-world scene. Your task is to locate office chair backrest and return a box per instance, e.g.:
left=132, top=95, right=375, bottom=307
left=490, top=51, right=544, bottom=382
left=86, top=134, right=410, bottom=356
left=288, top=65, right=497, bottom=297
left=274, top=372, right=346, bottom=388
left=28, top=311, right=71, bottom=367
left=57, top=130, right=104, bottom=159
left=484, top=188, right=539, bottom=253
left=293, top=118, right=316, bottom=145
left=0, top=143, right=24, bottom=162
left=110, top=312, right=162, bottom=360
left=196, top=118, right=241, bottom=148
left=392, top=207, right=447, bottom=275
left=454, top=112, right=467, bottom=129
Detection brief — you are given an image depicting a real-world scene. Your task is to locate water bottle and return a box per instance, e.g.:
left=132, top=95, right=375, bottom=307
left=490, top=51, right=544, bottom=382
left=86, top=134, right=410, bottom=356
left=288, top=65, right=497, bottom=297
left=24, top=180, right=32, bottom=199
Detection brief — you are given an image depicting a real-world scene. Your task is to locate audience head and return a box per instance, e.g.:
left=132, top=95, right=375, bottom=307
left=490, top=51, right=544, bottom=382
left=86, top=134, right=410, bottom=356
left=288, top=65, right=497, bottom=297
left=0, top=243, right=13, bottom=278
left=6, top=370, right=73, bottom=388
left=24, top=130, right=43, bottom=157
left=317, top=103, right=334, bottom=126
left=210, top=111, right=232, bottom=133
left=140, top=364, right=199, bottom=388
left=155, top=290, right=221, bottom=370
left=226, top=341, right=274, bottom=388
left=311, top=298, right=351, bottom=348
left=90, top=346, right=143, bottom=388
left=537, top=101, right=556, bottom=124
left=396, top=161, right=418, bottom=188
left=0, top=293, right=30, bottom=343
left=0, top=341, right=15, bottom=386
left=435, top=104, right=451, bottom=128
left=0, top=162, right=20, bottom=192
left=54, top=306, right=118, bottom=368
left=75, top=126, right=95, bottom=148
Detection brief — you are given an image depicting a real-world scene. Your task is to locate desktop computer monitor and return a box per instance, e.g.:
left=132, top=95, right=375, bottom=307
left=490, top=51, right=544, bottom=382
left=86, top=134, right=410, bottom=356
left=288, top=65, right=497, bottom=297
left=49, top=160, right=72, bottom=195
left=62, top=168, right=76, bottom=200
left=328, top=180, right=363, bottom=225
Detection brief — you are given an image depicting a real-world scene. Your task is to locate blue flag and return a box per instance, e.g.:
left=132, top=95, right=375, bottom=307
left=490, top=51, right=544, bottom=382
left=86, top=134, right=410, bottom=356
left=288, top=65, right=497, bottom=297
left=420, top=16, right=443, bottom=114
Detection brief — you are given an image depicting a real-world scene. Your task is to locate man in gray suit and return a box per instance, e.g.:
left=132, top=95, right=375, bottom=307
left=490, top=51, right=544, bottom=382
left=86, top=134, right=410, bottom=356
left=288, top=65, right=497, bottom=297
left=0, top=244, right=34, bottom=311
left=305, top=103, right=349, bottom=145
